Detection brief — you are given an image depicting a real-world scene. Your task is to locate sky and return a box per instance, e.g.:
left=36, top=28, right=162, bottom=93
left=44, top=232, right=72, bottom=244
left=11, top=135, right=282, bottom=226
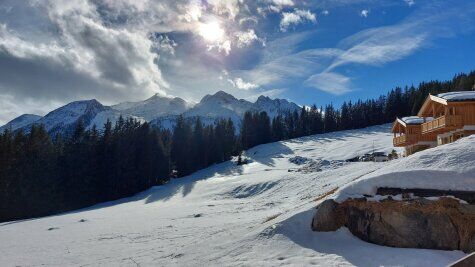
left=0, top=0, right=475, bottom=124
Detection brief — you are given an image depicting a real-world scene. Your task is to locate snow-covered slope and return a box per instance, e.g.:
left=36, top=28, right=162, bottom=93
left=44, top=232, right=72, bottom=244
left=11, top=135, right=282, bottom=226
left=0, top=124, right=465, bottom=266
left=0, top=114, right=42, bottom=132
left=334, top=134, right=475, bottom=202
left=112, top=94, right=191, bottom=121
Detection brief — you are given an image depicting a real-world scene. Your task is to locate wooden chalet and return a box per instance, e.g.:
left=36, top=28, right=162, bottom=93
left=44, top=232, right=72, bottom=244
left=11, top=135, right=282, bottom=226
left=392, top=116, right=437, bottom=156
left=393, top=91, right=475, bottom=155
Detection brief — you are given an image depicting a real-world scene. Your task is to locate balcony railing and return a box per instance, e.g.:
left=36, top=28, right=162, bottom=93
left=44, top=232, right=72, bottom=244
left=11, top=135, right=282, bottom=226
left=393, top=135, right=407, bottom=146
left=421, top=115, right=462, bottom=133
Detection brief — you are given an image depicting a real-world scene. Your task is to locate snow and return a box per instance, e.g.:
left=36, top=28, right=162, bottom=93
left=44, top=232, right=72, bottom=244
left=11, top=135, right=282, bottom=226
left=334, top=134, right=475, bottom=202
left=437, top=91, right=475, bottom=101
left=89, top=110, right=146, bottom=130
left=0, top=124, right=466, bottom=266
left=401, top=116, right=433, bottom=124
left=23, top=100, right=109, bottom=134
left=0, top=114, right=42, bottom=132
left=6, top=91, right=302, bottom=135
left=112, top=94, right=191, bottom=121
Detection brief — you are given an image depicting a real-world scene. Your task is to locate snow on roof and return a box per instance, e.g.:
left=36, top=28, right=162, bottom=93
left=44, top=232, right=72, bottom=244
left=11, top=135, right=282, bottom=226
left=333, top=135, right=475, bottom=202
left=400, top=116, right=433, bottom=125
left=436, top=91, right=475, bottom=101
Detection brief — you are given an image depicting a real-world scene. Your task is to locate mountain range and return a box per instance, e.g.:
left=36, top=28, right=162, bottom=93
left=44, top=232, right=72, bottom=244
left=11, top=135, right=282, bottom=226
left=0, top=91, right=300, bottom=134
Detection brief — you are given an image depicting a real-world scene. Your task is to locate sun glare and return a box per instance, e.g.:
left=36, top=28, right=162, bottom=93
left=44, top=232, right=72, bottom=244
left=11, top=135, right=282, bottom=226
left=198, top=21, right=225, bottom=43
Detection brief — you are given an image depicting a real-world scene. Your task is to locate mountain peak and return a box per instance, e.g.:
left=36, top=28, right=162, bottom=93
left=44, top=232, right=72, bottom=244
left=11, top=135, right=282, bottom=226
left=200, top=90, right=237, bottom=103
left=256, top=95, right=271, bottom=102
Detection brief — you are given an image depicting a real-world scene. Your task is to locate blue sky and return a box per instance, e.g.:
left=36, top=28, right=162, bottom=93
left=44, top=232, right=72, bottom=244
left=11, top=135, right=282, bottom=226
left=0, top=0, right=474, bottom=124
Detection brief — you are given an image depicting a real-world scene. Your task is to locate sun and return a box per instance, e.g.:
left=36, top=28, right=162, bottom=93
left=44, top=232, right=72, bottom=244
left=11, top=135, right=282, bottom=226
left=198, top=21, right=225, bottom=43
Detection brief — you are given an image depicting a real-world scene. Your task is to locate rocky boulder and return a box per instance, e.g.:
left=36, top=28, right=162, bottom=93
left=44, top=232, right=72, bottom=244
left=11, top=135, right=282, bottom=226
left=312, top=197, right=475, bottom=252
left=311, top=199, right=344, bottom=231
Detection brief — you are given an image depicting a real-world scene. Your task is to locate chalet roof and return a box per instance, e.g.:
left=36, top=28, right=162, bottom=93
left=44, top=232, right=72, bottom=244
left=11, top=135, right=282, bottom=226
left=391, top=116, right=434, bottom=133
left=400, top=116, right=433, bottom=125
left=436, top=91, right=475, bottom=102
left=437, top=91, right=475, bottom=102
left=418, top=91, right=475, bottom=116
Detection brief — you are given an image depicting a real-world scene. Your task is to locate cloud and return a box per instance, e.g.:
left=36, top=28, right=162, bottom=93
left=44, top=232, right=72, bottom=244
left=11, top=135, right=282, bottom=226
left=327, top=30, right=426, bottom=71
left=235, top=29, right=264, bottom=47
left=1, top=0, right=475, bottom=124
left=360, top=9, right=369, bottom=17
left=322, top=10, right=330, bottom=16
left=280, top=9, right=317, bottom=31
left=228, top=77, right=259, bottom=90
left=257, top=0, right=294, bottom=15
left=233, top=31, right=340, bottom=88
left=304, top=72, right=352, bottom=95
left=239, top=0, right=475, bottom=97
left=0, top=1, right=168, bottom=103
left=404, top=0, right=415, bottom=7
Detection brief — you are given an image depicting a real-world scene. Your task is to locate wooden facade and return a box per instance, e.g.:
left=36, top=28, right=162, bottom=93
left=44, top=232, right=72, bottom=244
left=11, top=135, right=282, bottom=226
left=392, top=117, right=437, bottom=156
left=392, top=91, right=475, bottom=155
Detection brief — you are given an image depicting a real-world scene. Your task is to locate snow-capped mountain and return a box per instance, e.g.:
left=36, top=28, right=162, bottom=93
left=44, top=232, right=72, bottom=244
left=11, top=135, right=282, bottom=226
left=2, top=91, right=301, bottom=135
left=153, top=91, right=301, bottom=129
left=184, top=91, right=254, bottom=124
left=186, top=91, right=300, bottom=120
left=254, top=95, right=301, bottom=117
left=0, top=114, right=42, bottom=132
left=28, top=100, right=110, bottom=136
left=112, top=94, right=191, bottom=121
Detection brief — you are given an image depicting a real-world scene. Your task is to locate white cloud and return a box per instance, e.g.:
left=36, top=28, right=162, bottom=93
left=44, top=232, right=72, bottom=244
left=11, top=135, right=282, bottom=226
left=280, top=9, right=317, bottom=32
left=404, top=0, right=415, bottom=7
left=228, top=78, right=259, bottom=90
left=239, top=16, right=258, bottom=25
left=258, top=0, right=295, bottom=15
left=207, top=40, right=232, bottom=55
left=152, top=35, right=177, bottom=56
left=235, top=29, right=263, bottom=47
left=360, top=9, right=369, bottom=18
left=322, top=10, right=330, bottom=16
left=327, top=23, right=428, bottom=71
left=304, top=72, right=352, bottom=95
left=206, top=0, right=241, bottom=20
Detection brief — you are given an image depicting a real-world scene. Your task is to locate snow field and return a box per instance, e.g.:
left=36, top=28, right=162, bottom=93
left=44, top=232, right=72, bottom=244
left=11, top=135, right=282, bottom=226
left=0, top=124, right=466, bottom=266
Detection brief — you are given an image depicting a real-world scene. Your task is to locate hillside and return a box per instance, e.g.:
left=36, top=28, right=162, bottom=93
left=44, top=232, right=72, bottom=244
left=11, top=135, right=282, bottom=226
left=0, top=124, right=465, bottom=266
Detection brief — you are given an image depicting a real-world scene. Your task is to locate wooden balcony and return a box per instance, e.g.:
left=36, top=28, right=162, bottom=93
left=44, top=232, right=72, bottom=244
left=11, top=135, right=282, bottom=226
left=393, top=135, right=407, bottom=146
left=421, top=115, right=462, bottom=134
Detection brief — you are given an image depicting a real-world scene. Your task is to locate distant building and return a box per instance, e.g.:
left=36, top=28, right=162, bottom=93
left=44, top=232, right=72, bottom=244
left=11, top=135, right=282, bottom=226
left=372, top=152, right=388, bottom=162
left=392, top=91, right=475, bottom=156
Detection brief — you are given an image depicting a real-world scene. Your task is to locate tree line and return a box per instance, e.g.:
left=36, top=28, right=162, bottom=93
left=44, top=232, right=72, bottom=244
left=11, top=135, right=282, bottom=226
left=0, top=70, right=474, bottom=222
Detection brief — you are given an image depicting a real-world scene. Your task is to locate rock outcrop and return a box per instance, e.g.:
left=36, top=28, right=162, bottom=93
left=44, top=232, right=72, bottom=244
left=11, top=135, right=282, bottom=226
left=312, top=197, right=475, bottom=252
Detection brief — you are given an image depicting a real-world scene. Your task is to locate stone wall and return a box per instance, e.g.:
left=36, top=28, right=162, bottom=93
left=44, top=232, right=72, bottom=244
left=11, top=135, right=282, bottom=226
left=312, top=197, right=475, bottom=252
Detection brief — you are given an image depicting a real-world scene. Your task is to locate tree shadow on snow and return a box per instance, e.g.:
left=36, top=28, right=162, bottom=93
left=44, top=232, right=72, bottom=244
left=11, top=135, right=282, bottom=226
left=142, top=160, right=245, bottom=204
left=274, top=208, right=464, bottom=267
left=14, top=160, right=248, bottom=221
left=245, top=142, right=294, bottom=167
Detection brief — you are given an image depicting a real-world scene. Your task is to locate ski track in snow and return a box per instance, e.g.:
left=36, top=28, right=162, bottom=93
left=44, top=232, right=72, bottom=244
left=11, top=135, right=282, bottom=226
left=0, top=124, right=466, bottom=266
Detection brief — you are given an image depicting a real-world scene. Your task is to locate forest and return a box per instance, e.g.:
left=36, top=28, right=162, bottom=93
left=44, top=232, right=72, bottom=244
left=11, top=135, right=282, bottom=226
left=0, top=71, right=474, bottom=222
